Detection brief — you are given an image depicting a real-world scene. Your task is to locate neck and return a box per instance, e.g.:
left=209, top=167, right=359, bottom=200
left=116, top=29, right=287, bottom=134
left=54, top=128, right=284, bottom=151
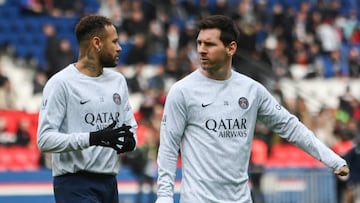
left=76, top=48, right=102, bottom=77
left=75, top=60, right=102, bottom=77
left=200, top=66, right=232, bottom=80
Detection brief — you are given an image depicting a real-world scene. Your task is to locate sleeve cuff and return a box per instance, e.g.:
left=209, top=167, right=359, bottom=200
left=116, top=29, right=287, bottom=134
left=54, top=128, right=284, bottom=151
left=155, top=196, right=174, bottom=203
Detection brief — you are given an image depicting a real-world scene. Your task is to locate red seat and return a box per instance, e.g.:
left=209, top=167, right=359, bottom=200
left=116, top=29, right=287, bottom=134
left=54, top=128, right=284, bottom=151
left=266, top=143, right=324, bottom=168
left=0, top=110, right=40, bottom=171
left=0, top=152, right=13, bottom=170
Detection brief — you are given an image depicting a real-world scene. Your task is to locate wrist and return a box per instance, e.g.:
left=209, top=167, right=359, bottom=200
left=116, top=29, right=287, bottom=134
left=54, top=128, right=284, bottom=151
left=89, top=131, right=101, bottom=146
left=87, top=132, right=92, bottom=147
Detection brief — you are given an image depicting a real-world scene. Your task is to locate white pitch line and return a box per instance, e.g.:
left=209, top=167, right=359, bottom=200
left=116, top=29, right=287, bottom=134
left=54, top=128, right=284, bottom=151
left=0, top=181, right=181, bottom=196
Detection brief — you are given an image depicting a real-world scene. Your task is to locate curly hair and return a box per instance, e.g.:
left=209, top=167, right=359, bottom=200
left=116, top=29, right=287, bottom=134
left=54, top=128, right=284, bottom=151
left=75, top=15, right=113, bottom=44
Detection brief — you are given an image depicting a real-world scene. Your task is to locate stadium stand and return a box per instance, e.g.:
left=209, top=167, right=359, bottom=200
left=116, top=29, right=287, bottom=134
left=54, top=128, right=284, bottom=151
left=0, top=110, right=39, bottom=171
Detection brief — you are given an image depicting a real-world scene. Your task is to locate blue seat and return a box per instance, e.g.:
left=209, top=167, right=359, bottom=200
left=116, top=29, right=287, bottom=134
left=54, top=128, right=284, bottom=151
left=281, top=0, right=302, bottom=10
left=0, top=19, right=11, bottom=34
left=10, top=19, right=27, bottom=33
left=15, top=44, right=31, bottom=58
left=52, top=17, right=71, bottom=33
left=6, top=34, right=18, bottom=45
left=320, top=54, right=349, bottom=78
left=58, top=33, right=77, bottom=45
left=118, top=42, right=133, bottom=64
left=29, top=45, right=46, bottom=70
left=83, top=0, right=100, bottom=13
left=16, top=34, right=34, bottom=46
left=32, top=34, right=46, bottom=47
left=0, top=33, right=8, bottom=45
left=0, top=6, right=19, bottom=19
left=64, top=18, right=79, bottom=33
left=3, top=0, right=21, bottom=6
left=24, top=18, right=43, bottom=33
left=148, top=52, right=166, bottom=65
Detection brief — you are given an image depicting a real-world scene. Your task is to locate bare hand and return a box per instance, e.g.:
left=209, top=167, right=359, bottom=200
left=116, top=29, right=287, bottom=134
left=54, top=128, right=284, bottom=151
left=334, top=165, right=349, bottom=176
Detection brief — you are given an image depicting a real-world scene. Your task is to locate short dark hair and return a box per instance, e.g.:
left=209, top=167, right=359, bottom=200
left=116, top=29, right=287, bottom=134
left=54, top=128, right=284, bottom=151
left=75, top=15, right=113, bottom=43
left=196, top=15, right=239, bottom=46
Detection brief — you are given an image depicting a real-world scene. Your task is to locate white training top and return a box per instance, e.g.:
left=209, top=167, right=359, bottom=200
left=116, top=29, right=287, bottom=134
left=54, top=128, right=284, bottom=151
left=156, top=69, right=347, bottom=203
left=37, top=64, right=137, bottom=177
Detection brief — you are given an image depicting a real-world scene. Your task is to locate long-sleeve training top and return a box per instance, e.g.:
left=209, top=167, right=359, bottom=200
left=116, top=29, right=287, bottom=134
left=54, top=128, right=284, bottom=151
left=37, top=64, right=137, bottom=177
left=156, top=69, right=347, bottom=203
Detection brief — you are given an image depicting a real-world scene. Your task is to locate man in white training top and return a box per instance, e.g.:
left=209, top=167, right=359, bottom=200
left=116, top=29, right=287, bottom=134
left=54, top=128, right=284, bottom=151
left=37, top=15, right=137, bottom=203
left=155, top=14, right=349, bottom=203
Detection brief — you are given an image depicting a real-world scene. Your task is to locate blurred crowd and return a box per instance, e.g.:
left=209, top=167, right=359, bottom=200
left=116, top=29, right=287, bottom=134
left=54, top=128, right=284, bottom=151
left=1, top=0, right=360, bottom=202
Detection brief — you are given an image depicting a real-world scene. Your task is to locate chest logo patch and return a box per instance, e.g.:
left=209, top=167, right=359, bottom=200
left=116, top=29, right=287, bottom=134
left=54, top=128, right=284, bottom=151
left=238, top=97, right=249, bottom=109
left=113, top=93, right=121, bottom=105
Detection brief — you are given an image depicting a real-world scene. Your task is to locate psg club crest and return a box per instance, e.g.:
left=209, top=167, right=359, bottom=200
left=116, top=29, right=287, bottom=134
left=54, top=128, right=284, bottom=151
left=113, top=93, right=121, bottom=105
left=238, top=97, right=249, bottom=109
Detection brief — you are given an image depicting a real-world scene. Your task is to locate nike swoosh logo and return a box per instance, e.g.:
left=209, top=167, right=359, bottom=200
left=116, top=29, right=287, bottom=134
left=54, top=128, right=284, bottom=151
left=201, top=103, right=211, bottom=107
left=80, top=99, right=90, bottom=105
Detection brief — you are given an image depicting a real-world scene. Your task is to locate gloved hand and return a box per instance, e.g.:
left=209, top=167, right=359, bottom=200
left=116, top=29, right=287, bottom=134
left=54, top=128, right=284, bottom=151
left=89, top=121, right=136, bottom=154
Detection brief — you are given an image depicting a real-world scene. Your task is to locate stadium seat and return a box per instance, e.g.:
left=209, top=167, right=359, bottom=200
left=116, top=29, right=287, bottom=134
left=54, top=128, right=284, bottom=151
left=0, top=110, right=40, bottom=170
left=148, top=52, right=166, bottom=65
left=0, top=33, right=8, bottom=46
left=10, top=18, right=27, bottom=33
left=16, top=34, right=34, bottom=46
left=14, top=44, right=33, bottom=59
left=0, top=152, right=13, bottom=171
left=0, top=19, right=11, bottom=34
left=118, top=42, right=133, bottom=65
left=83, top=0, right=100, bottom=13
left=0, top=6, right=19, bottom=19
left=53, top=17, right=77, bottom=34
left=31, top=47, right=46, bottom=70
left=0, top=112, right=18, bottom=133
left=24, top=18, right=43, bottom=33
left=266, top=143, right=324, bottom=168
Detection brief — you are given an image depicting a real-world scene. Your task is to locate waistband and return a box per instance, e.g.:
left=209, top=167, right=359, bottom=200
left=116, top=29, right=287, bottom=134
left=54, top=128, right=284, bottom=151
left=57, top=170, right=116, bottom=179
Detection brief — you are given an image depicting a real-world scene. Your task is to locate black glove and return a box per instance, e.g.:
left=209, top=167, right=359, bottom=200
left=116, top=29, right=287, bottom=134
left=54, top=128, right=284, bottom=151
left=89, top=121, right=136, bottom=154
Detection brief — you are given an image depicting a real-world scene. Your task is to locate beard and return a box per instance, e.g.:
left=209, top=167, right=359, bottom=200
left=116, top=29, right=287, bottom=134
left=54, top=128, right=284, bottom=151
left=100, top=52, right=118, bottom=67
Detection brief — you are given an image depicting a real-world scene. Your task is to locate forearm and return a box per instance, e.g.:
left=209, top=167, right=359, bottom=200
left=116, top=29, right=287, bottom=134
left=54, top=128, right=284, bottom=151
left=155, top=196, right=174, bottom=203
left=156, top=140, right=180, bottom=201
left=37, top=112, right=90, bottom=152
left=279, top=119, right=347, bottom=169
left=37, top=130, right=89, bottom=153
left=157, top=122, right=183, bottom=201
